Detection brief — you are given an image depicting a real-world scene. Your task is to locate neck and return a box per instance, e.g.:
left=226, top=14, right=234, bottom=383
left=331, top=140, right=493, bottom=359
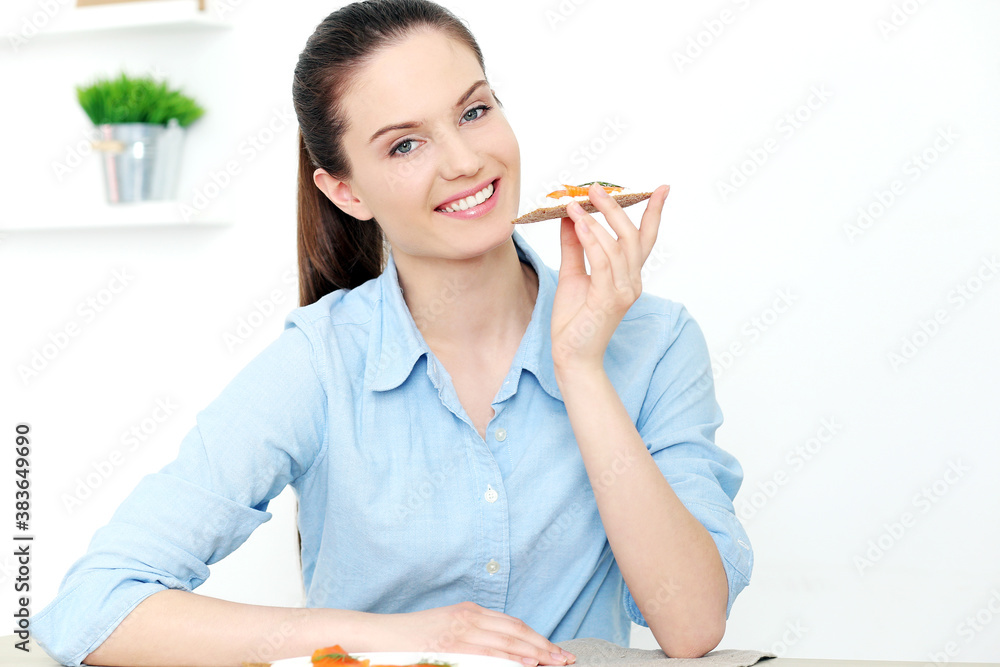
left=394, top=236, right=538, bottom=354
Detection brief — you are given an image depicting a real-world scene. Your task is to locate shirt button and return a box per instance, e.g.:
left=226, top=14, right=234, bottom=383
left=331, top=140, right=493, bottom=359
left=485, top=485, right=498, bottom=503
left=495, top=428, right=507, bottom=442
left=486, top=559, right=500, bottom=575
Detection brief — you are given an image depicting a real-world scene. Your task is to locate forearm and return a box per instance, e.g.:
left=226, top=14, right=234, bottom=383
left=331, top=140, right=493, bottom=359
left=84, top=588, right=374, bottom=667
left=553, top=364, right=728, bottom=658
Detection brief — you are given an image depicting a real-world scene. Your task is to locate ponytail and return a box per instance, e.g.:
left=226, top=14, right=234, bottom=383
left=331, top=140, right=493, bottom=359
left=296, top=128, right=387, bottom=307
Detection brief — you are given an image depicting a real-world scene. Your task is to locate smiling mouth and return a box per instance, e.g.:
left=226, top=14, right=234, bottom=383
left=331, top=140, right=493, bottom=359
left=435, top=179, right=497, bottom=213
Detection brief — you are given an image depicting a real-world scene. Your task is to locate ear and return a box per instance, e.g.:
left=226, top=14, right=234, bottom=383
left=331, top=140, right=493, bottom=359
left=313, top=168, right=375, bottom=221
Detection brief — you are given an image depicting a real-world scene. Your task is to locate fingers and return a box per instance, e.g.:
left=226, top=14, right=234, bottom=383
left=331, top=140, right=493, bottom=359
left=566, top=201, right=629, bottom=297
left=449, top=641, right=573, bottom=667
left=476, top=613, right=570, bottom=662
left=558, top=215, right=586, bottom=280
left=567, top=183, right=669, bottom=295
left=638, top=185, right=669, bottom=260
left=455, top=605, right=575, bottom=666
left=587, top=182, right=641, bottom=271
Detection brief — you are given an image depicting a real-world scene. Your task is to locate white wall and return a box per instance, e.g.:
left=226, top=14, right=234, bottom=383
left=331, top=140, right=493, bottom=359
left=2, top=0, right=998, bottom=662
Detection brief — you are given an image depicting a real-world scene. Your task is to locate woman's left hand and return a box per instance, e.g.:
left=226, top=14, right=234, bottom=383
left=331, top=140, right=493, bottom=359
left=551, top=182, right=669, bottom=372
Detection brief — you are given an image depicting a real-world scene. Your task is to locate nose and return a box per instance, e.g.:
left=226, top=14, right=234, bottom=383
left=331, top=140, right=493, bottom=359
left=438, top=127, right=484, bottom=179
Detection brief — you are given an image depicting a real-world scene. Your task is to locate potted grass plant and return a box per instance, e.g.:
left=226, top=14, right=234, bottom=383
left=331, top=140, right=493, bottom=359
left=77, top=71, right=205, bottom=203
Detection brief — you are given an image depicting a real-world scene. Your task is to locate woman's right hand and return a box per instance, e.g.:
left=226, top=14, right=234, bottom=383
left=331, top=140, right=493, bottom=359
left=373, top=601, right=576, bottom=667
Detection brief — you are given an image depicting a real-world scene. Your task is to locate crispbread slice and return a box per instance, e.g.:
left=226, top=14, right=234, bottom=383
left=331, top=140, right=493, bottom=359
left=512, top=191, right=655, bottom=225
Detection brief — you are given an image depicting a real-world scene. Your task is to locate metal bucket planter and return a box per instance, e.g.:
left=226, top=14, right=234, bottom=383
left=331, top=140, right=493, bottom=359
left=91, top=118, right=185, bottom=203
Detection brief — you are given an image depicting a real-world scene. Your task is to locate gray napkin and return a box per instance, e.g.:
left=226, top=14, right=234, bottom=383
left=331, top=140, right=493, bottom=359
left=555, top=637, right=776, bottom=667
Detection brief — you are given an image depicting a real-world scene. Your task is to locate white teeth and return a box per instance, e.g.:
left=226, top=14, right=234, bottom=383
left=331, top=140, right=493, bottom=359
left=440, top=182, right=494, bottom=212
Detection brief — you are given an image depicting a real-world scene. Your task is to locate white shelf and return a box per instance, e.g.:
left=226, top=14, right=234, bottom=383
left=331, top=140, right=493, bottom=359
left=2, top=201, right=233, bottom=231
left=41, top=0, right=230, bottom=36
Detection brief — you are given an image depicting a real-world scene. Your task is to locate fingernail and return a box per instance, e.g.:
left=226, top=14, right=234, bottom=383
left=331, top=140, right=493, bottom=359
left=522, top=659, right=538, bottom=667
left=550, top=652, right=567, bottom=664
left=561, top=649, right=576, bottom=662
left=592, top=184, right=607, bottom=197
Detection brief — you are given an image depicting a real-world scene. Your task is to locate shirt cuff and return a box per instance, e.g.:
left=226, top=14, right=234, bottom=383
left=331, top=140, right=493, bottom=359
left=31, top=472, right=273, bottom=666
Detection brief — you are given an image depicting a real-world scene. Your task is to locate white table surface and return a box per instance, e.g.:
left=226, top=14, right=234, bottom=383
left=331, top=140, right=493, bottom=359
left=3, top=636, right=997, bottom=667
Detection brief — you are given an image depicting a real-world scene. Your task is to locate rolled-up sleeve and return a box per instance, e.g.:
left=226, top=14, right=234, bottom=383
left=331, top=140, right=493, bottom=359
left=31, top=322, right=328, bottom=666
left=622, top=304, right=753, bottom=626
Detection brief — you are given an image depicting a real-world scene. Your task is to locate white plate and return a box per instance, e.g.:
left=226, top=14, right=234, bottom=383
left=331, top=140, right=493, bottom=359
left=271, top=651, right=524, bottom=667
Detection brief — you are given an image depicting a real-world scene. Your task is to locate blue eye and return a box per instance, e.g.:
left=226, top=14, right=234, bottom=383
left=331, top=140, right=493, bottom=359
left=462, top=104, right=493, bottom=122
left=388, top=104, right=493, bottom=158
left=391, top=139, right=414, bottom=156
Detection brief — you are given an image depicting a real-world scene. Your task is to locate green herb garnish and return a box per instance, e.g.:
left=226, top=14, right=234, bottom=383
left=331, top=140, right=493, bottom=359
left=577, top=181, right=622, bottom=188
left=313, top=653, right=353, bottom=662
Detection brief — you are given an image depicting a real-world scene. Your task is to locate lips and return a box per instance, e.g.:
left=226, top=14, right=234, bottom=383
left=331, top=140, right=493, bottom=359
left=435, top=178, right=498, bottom=211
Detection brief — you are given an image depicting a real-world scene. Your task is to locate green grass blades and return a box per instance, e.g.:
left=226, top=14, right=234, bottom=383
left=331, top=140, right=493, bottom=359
left=76, top=71, right=205, bottom=127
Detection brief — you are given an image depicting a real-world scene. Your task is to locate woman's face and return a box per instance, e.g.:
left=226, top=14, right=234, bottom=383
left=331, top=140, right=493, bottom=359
left=315, top=28, right=521, bottom=260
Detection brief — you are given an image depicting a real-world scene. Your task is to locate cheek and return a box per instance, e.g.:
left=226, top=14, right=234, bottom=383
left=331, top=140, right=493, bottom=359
left=499, top=124, right=520, bottom=168
left=386, top=151, right=437, bottom=194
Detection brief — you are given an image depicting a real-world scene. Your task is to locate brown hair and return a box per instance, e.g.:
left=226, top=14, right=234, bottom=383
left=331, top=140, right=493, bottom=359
left=293, top=0, right=499, bottom=307
left=290, top=0, right=500, bottom=572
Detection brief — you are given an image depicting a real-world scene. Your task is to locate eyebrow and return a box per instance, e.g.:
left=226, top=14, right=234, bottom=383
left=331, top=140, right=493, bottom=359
left=367, top=79, right=490, bottom=145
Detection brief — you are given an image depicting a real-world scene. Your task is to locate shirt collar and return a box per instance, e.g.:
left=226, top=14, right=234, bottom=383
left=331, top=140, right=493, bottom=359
left=364, top=229, right=563, bottom=403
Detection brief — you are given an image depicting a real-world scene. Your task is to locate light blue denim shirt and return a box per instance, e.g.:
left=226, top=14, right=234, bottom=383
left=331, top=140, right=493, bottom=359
left=32, top=230, right=753, bottom=666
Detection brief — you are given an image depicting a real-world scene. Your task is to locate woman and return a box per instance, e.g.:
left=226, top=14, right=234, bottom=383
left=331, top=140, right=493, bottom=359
left=32, top=1, right=752, bottom=666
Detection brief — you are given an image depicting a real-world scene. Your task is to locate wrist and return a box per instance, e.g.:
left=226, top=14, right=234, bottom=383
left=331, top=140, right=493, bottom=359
left=553, top=360, right=605, bottom=387
left=313, top=607, right=384, bottom=653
